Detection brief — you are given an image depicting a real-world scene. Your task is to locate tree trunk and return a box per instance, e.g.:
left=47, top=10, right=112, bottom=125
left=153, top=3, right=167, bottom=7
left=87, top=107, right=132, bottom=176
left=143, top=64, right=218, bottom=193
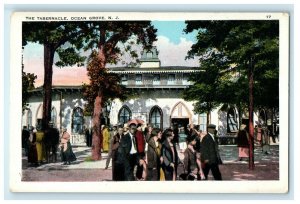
left=248, top=59, right=255, bottom=170
left=91, top=94, right=103, bottom=160
left=42, top=44, right=55, bottom=130
left=91, top=46, right=106, bottom=160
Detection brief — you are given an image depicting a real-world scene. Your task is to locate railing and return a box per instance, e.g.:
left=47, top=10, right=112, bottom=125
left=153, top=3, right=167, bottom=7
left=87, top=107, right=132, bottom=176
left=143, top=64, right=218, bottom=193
left=71, top=133, right=87, bottom=146
left=216, top=136, right=237, bottom=145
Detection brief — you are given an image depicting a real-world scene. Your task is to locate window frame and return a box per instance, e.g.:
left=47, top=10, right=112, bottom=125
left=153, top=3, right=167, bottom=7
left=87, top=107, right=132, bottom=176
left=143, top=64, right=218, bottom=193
left=146, top=51, right=153, bottom=59
left=153, top=74, right=160, bottom=81
left=118, top=105, right=132, bottom=125
left=168, top=74, right=176, bottom=81
left=51, top=107, right=57, bottom=127
left=121, top=74, right=128, bottom=81
left=27, top=109, right=32, bottom=128
left=149, top=106, right=163, bottom=129
left=72, top=107, right=84, bottom=134
left=135, top=74, right=142, bottom=81
left=227, top=108, right=239, bottom=133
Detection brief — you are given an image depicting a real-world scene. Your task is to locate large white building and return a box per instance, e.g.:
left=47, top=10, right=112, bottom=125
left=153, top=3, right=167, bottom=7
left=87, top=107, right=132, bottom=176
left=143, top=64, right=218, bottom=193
left=23, top=47, right=270, bottom=145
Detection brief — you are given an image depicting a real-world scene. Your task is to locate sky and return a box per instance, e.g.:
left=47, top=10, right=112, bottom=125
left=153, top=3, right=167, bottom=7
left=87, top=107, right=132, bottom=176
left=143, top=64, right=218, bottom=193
left=23, top=21, right=199, bottom=87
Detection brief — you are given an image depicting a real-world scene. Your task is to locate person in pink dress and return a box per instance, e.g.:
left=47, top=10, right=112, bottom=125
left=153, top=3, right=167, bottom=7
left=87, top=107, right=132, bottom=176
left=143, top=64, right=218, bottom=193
left=236, top=124, right=249, bottom=161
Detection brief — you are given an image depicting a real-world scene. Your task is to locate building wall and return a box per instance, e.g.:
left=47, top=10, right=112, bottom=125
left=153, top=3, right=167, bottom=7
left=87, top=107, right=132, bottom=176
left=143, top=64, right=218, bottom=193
left=23, top=89, right=262, bottom=144
left=22, top=91, right=89, bottom=145
left=109, top=89, right=199, bottom=128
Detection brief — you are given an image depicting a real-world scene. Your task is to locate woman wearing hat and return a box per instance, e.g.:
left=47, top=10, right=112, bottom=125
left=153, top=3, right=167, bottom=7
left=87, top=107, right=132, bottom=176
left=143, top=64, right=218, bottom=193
left=183, top=134, right=205, bottom=180
left=35, top=124, right=46, bottom=165
left=146, top=128, right=163, bottom=181
left=161, top=128, right=181, bottom=181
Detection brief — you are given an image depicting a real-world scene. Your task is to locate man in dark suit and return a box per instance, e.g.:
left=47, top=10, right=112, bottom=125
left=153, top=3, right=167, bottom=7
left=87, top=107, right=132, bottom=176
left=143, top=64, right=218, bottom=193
left=113, top=127, right=131, bottom=181
left=200, top=124, right=222, bottom=180
left=44, top=121, right=60, bottom=163
left=124, top=125, right=139, bottom=181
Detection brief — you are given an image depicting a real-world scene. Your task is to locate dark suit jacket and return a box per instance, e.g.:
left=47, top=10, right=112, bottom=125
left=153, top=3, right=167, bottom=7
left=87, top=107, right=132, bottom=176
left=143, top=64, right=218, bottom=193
left=200, top=133, right=219, bottom=165
left=114, top=133, right=131, bottom=164
left=124, top=132, right=135, bottom=153
left=44, top=127, right=60, bottom=144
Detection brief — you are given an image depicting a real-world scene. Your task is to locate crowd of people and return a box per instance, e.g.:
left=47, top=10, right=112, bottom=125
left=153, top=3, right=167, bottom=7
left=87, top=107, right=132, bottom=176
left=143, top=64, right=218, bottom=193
left=22, top=120, right=223, bottom=181
left=104, top=123, right=223, bottom=181
left=22, top=122, right=76, bottom=167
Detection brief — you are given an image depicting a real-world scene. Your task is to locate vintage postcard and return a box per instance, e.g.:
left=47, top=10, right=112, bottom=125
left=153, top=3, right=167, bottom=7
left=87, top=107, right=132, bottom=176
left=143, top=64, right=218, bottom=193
left=10, top=12, right=289, bottom=193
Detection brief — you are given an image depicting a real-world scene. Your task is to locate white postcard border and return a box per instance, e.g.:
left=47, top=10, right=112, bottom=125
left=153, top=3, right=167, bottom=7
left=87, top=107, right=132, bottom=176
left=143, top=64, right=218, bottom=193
left=9, top=12, right=289, bottom=193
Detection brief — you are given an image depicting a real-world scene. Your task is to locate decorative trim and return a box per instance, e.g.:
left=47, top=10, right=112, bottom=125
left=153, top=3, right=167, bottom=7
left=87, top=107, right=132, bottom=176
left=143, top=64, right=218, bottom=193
left=170, top=101, right=192, bottom=124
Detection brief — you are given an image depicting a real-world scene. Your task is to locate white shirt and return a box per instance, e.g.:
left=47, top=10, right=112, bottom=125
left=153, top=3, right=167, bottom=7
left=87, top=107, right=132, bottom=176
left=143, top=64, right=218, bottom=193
left=129, top=133, right=137, bottom=154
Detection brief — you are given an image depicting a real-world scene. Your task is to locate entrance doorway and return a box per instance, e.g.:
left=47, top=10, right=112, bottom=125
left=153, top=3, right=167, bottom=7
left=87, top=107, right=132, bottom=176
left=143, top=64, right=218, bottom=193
left=170, top=101, right=192, bottom=133
left=171, top=118, right=189, bottom=129
left=171, top=118, right=189, bottom=144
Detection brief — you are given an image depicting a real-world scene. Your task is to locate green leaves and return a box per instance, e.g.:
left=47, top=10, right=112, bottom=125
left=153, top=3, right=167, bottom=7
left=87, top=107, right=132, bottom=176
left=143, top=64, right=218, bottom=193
left=22, top=64, right=37, bottom=113
left=55, top=47, right=86, bottom=67
left=81, top=21, right=157, bottom=113
left=82, top=50, right=128, bottom=113
left=183, top=20, right=279, bottom=114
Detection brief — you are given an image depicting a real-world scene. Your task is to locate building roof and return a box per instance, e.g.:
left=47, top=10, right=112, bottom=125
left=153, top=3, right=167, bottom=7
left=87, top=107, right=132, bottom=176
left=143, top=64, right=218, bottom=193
left=108, top=66, right=201, bottom=74
left=28, top=85, right=82, bottom=94
left=29, top=82, right=190, bottom=94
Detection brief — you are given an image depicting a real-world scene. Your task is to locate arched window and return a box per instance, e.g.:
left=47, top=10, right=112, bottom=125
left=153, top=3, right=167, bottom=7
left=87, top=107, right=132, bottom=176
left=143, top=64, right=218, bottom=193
left=118, top=105, right=131, bottom=125
left=27, top=109, right=32, bottom=128
left=149, top=106, right=163, bottom=128
left=36, top=104, right=43, bottom=128
left=227, top=108, right=238, bottom=133
left=51, top=107, right=57, bottom=127
left=72, top=107, right=84, bottom=134
left=146, top=51, right=153, bottom=58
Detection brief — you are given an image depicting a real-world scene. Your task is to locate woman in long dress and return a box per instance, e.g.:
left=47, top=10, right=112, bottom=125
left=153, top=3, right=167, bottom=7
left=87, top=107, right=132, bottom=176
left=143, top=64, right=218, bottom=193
left=102, top=125, right=110, bottom=153
left=146, top=128, right=162, bottom=181
left=60, top=129, right=76, bottom=165
left=236, top=124, right=249, bottom=161
left=35, top=126, right=46, bottom=165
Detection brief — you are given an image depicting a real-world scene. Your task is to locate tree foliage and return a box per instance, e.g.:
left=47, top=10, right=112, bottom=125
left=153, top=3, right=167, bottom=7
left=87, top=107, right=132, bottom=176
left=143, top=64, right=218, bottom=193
left=80, top=21, right=157, bottom=160
left=22, top=22, right=87, bottom=129
left=184, top=20, right=279, bottom=169
left=183, top=20, right=279, bottom=114
left=22, top=62, right=37, bottom=113
left=82, top=50, right=128, bottom=115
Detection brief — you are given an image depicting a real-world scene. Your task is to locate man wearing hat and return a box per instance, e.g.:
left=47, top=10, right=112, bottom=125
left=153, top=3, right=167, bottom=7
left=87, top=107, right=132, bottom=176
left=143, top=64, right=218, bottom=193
left=124, top=125, right=139, bottom=181
left=200, top=124, right=222, bottom=180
